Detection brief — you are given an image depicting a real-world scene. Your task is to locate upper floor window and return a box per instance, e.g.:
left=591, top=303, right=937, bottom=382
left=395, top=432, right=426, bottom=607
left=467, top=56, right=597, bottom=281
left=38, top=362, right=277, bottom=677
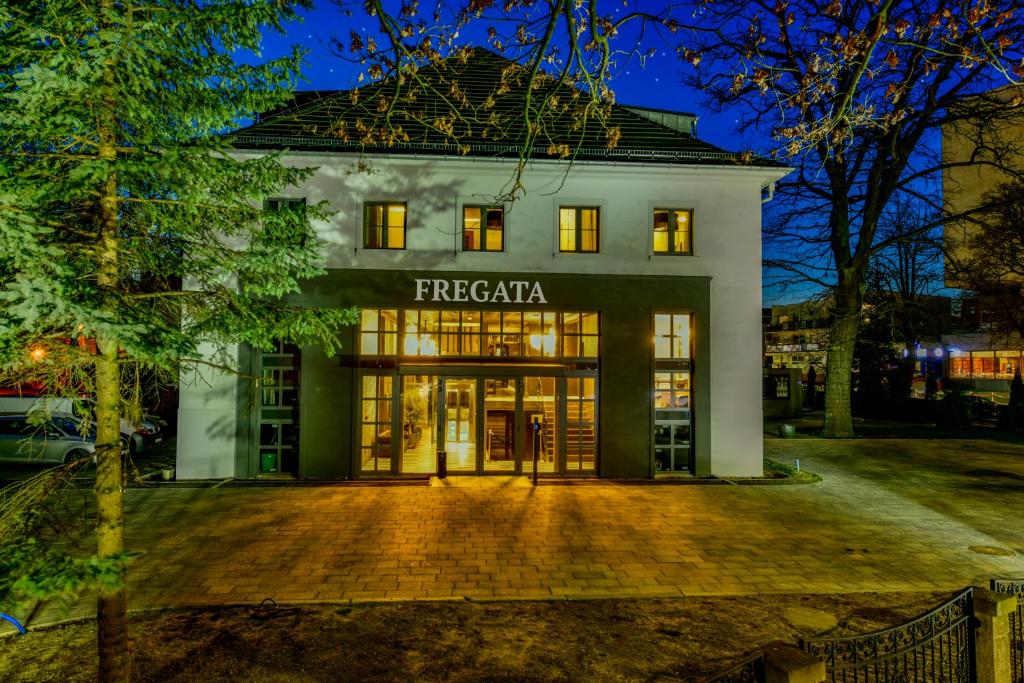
left=265, top=198, right=306, bottom=212
left=653, top=209, right=692, bottom=255
left=463, top=206, right=504, bottom=252
left=559, top=206, right=599, bottom=253
left=363, top=202, right=406, bottom=249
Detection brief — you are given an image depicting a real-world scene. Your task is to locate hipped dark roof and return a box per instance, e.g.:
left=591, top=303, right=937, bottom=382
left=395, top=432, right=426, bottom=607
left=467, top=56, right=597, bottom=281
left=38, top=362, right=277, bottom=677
left=233, top=49, right=775, bottom=167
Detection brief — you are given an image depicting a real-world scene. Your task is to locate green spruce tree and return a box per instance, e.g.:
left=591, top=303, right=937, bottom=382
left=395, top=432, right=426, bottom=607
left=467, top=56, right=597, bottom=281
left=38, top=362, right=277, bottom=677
left=0, top=1, right=354, bottom=680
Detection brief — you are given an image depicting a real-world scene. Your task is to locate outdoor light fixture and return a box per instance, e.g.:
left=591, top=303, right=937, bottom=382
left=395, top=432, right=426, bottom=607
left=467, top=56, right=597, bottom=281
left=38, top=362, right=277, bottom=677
left=935, top=348, right=944, bottom=358
left=28, top=346, right=46, bottom=362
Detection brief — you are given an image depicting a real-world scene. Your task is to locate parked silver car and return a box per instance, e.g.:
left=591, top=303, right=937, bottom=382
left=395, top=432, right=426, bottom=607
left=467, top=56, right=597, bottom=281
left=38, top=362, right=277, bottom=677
left=0, top=395, right=162, bottom=453
left=0, top=414, right=97, bottom=464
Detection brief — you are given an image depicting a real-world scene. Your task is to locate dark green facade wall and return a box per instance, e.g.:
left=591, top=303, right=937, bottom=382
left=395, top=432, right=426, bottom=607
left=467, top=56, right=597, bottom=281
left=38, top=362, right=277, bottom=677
left=248, top=268, right=711, bottom=479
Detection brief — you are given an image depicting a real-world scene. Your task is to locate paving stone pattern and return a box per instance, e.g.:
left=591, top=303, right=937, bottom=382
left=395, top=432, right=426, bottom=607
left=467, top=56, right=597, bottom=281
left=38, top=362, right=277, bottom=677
left=28, top=439, right=1024, bottom=624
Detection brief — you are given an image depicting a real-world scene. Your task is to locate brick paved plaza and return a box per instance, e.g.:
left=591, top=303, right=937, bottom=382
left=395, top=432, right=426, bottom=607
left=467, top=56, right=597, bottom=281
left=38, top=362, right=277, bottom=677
left=26, top=438, right=1024, bottom=625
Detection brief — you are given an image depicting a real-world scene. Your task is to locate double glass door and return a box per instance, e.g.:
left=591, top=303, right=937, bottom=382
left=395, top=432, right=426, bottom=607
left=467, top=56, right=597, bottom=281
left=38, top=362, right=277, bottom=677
left=439, top=375, right=561, bottom=475
left=369, top=371, right=596, bottom=476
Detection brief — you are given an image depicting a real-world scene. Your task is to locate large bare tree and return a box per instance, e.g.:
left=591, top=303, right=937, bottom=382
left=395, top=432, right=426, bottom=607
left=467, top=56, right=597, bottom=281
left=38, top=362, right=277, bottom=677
left=684, top=0, right=1024, bottom=435
left=324, top=1, right=1024, bottom=437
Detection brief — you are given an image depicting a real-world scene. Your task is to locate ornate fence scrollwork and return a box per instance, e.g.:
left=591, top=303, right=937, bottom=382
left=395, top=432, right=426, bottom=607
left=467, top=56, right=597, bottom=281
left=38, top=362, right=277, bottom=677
left=991, top=578, right=1024, bottom=683
left=702, top=651, right=766, bottom=683
left=800, top=587, right=974, bottom=683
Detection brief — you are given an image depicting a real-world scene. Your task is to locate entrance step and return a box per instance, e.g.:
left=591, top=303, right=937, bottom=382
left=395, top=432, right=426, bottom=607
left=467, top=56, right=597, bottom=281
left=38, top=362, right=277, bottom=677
left=429, top=475, right=533, bottom=488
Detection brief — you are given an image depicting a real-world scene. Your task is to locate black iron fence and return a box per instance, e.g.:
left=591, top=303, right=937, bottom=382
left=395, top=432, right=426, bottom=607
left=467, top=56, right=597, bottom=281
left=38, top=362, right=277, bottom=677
left=702, top=651, right=766, bottom=683
left=991, top=578, right=1024, bottom=683
left=800, top=587, right=975, bottom=683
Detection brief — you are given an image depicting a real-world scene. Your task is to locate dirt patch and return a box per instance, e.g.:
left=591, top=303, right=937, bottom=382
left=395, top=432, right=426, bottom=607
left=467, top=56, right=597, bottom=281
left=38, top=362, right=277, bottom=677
left=0, top=592, right=952, bottom=682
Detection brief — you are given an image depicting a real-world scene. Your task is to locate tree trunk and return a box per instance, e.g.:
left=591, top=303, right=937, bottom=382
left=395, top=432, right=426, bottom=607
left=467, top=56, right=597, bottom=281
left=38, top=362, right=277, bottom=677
left=95, top=339, right=127, bottom=683
left=96, top=175, right=127, bottom=681
left=95, top=5, right=129, bottom=672
left=822, top=282, right=862, bottom=437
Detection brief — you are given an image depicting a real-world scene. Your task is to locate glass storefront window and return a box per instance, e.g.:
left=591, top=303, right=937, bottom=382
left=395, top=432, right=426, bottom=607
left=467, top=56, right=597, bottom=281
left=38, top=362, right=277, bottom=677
left=502, top=311, right=523, bottom=356
left=359, top=309, right=599, bottom=359
left=653, top=370, right=690, bottom=473
left=566, top=376, right=596, bottom=472
left=404, top=310, right=440, bottom=356
left=972, top=351, right=995, bottom=379
left=360, top=375, right=393, bottom=473
left=360, top=309, right=397, bottom=356
left=996, top=351, right=1022, bottom=379
left=401, top=375, right=437, bottom=474
left=461, top=311, right=482, bottom=355
left=523, top=312, right=558, bottom=357
left=654, top=313, right=690, bottom=359
left=440, top=311, right=460, bottom=356
left=523, top=377, right=557, bottom=473
left=563, top=312, right=599, bottom=358
left=483, top=311, right=503, bottom=356
left=950, top=354, right=970, bottom=377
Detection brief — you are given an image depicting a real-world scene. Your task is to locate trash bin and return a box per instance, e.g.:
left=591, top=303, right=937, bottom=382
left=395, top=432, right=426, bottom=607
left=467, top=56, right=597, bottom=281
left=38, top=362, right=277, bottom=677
left=260, top=452, right=277, bottom=473
left=437, top=450, right=447, bottom=479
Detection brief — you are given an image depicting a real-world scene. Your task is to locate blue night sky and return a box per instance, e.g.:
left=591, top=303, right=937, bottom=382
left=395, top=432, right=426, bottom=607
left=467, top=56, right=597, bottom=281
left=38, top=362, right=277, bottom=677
left=258, top=3, right=761, bottom=151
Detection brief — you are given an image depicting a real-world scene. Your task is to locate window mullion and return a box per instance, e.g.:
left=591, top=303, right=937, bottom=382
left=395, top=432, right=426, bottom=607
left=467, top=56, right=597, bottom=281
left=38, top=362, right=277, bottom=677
left=576, top=210, right=583, bottom=252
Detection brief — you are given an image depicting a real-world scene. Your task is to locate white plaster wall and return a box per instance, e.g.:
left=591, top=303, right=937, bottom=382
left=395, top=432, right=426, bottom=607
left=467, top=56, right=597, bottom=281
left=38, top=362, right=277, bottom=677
left=231, top=152, right=786, bottom=476
left=176, top=342, right=240, bottom=479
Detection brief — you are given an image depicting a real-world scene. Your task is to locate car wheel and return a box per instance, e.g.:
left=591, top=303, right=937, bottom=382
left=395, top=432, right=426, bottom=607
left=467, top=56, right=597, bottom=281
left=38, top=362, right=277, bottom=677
left=64, top=449, right=89, bottom=465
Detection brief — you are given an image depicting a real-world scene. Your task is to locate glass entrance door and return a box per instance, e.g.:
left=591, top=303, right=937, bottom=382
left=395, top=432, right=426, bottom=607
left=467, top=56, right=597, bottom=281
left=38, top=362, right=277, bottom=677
left=522, top=376, right=557, bottom=473
left=483, top=378, right=517, bottom=472
left=442, top=377, right=477, bottom=471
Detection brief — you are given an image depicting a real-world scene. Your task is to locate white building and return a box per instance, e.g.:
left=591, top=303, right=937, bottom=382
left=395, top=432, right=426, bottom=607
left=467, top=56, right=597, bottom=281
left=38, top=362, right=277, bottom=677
left=177, top=51, right=788, bottom=480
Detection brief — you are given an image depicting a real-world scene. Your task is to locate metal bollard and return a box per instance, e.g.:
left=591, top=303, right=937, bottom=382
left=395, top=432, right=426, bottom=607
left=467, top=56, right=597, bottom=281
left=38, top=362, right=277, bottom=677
left=532, top=416, right=540, bottom=486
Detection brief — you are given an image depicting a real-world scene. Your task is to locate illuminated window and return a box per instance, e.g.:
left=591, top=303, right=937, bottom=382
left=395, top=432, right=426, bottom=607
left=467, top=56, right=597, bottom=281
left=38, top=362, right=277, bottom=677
left=654, top=371, right=691, bottom=473
left=463, top=206, right=504, bottom=252
left=654, top=313, right=691, bottom=359
left=403, top=310, right=440, bottom=357
left=561, top=312, right=599, bottom=358
left=363, top=202, right=406, bottom=249
left=566, top=376, right=597, bottom=471
left=559, top=207, right=599, bottom=253
left=359, top=309, right=398, bottom=355
left=360, top=375, right=393, bottom=473
left=653, top=313, right=693, bottom=474
left=359, top=309, right=598, bottom=359
left=653, top=209, right=692, bottom=255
